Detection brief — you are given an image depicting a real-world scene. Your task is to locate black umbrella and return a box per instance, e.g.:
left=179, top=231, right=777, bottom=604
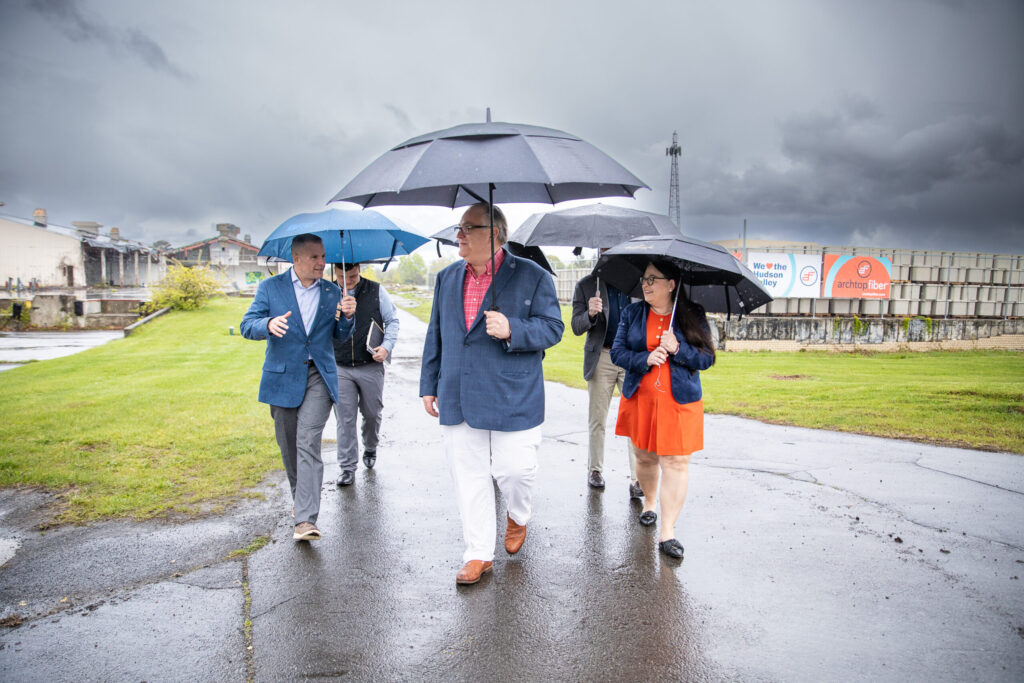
left=594, top=234, right=773, bottom=319
left=428, top=225, right=555, bottom=275
left=509, top=203, right=682, bottom=249
left=329, top=115, right=647, bottom=209
left=330, top=110, right=647, bottom=308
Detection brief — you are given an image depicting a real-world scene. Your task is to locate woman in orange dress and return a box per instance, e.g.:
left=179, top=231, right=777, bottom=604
left=611, top=259, right=716, bottom=559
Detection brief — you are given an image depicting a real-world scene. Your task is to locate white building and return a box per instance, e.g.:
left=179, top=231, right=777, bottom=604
left=168, top=223, right=265, bottom=292
left=0, top=209, right=166, bottom=290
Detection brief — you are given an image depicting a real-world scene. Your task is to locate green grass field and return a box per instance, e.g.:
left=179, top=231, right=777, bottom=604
left=411, top=301, right=1024, bottom=452
left=1, top=296, right=1020, bottom=524
left=0, top=297, right=276, bottom=523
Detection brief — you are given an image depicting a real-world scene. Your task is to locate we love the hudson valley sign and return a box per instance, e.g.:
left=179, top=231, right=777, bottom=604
left=739, top=252, right=892, bottom=299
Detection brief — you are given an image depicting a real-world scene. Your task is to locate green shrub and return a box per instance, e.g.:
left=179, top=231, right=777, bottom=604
left=144, top=264, right=224, bottom=313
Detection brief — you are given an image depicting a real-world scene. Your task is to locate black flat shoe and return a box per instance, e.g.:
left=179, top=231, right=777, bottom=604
left=659, top=539, right=685, bottom=558
left=639, top=510, right=657, bottom=526
left=336, top=470, right=355, bottom=486
left=363, top=451, right=376, bottom=469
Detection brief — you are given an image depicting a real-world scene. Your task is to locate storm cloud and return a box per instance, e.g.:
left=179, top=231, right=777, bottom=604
left=0, top=0, right=1021, bottom=253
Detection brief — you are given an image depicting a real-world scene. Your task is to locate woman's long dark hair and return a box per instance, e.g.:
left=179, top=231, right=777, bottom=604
left=649, top=259, right=716, bottom=361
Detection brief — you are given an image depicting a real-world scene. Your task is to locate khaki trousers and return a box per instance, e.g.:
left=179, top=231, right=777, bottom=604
left=588, top=348, right=637, bottom=480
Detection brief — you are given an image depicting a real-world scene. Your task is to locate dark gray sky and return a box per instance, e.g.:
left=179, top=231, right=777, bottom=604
left=1, top=0, right=1022, bottom=253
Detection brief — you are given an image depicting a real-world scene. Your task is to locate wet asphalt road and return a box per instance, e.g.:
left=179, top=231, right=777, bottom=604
left=1, top=308, right=1022, bottom=681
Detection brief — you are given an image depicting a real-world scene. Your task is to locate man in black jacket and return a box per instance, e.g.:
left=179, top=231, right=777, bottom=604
left=571, top=266, right=642, bottom=499
left=332, top=263, right=400, bottom=485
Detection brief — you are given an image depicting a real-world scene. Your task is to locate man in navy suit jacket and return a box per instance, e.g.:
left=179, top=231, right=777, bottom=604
left=420, top=203, right=563, bottom=585
left=241, top=234, right=355, bottom=542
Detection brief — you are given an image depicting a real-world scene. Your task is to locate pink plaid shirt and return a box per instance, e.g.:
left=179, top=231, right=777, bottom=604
left=463, top=248, right=506, bottom=330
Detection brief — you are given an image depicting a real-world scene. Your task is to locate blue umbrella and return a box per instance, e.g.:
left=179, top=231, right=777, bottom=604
left=258, top=208, right=429, bottom=271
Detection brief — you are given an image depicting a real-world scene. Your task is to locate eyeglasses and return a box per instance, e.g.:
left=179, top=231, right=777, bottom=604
left=455, top=224, right=493, bottom=236
left=641, top=275, right=669, bottom=286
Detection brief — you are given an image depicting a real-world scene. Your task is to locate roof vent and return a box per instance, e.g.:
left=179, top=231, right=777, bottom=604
left=73, top=220, right=102, bottom=236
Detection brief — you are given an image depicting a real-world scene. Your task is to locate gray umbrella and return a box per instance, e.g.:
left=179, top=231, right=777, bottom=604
left=509, top=203, right=682, bottom=249
left=429, top=225, right=555, bottom=275
left=329, top=117, right=647, bottom=209
left=331, top=111, right=647, bottom=308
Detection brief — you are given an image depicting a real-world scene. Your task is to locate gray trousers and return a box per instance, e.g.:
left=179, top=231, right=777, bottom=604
left=334, top=362, right=386, bottom=473
left=271, top=365, right=333, bottom=525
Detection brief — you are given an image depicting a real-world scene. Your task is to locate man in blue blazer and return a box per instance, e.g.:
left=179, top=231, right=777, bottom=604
left=420, top=203, right=564, bottom=585
left=241, top=234, right=355, bottom=542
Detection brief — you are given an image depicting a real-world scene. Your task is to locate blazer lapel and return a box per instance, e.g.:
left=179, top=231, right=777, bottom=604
left=280, top=270, right=308, bottom=340
left=467, top=250, right=513, bottom=334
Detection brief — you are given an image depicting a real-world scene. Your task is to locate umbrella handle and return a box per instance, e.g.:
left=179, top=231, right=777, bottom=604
left=488, top=184, right=499, bottom=312
left=667, top=280, right=682, bottom=332
left=339, top=229, right=346, bottom=284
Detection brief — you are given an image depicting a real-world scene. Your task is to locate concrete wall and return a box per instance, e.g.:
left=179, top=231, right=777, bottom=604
left=714, top=316, right=1024, bottom=351
left=28, top=294, right=77, bottom=327
left=25, top=295, right=142, bottom=329
left=554, top=247, right=1023, bottom=318
left=0, top=218, right=85, bottom=287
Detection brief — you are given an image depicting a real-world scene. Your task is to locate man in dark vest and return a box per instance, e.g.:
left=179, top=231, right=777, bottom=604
left=331, top=262, right=400, bottom=486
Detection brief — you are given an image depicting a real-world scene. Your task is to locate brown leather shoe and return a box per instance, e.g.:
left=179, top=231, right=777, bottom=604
left=455, top=560, right=493, bottom=585
left=504, top=514, right=527, bottom=554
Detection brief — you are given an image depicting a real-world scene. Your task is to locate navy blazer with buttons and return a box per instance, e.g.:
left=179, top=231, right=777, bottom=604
left=419, top=249, right=564, bottom=431
left=240, top=269, right=353, bottom=408
left=610, top=301, right=715, bottom=405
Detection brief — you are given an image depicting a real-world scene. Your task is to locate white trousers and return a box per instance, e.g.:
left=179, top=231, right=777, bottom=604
left=441, top=422, right=541, bottom=563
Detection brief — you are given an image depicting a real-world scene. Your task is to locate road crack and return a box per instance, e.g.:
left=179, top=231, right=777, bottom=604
left=242, top=556, right=255, bottom=683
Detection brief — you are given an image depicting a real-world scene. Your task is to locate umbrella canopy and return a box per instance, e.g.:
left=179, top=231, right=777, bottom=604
left=329, top=119, right=648, bottom=209
left=509, top=203, right=682, bottom=249
left=428, top=225, right=555, bottom=275
left=593, top=235, right=773, bottom=317
left=258, top=208, right=429, bottom=265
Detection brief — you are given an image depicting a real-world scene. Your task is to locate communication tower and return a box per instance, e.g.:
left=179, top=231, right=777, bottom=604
left=666, top=131, right=682, bottom=228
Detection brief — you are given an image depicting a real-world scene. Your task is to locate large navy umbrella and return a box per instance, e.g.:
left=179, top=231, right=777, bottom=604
left=259, top=208, right=428, bottom=272
left=509, top=203, right=682, bottom=249
left=330, top=111, right=647, bottom=308
left=594, top=234, right=773, bottom=319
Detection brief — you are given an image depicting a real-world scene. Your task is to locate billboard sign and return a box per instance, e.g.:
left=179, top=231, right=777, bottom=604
left=821, top=255, right=892, bottom=299
left=746, top=252, right=823, bottom=298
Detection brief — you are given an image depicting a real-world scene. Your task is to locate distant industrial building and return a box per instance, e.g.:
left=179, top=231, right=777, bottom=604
left=167, top=223, right=265, bottom=291
left=0, top=209, right=166, bottom=289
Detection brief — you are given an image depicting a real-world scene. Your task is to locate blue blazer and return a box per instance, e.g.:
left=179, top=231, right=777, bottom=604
left=240, top=270, right=353, bottom=408
left=419, top=250, right=564, bottom=431
left=610, top=302, right=715, bottom=405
